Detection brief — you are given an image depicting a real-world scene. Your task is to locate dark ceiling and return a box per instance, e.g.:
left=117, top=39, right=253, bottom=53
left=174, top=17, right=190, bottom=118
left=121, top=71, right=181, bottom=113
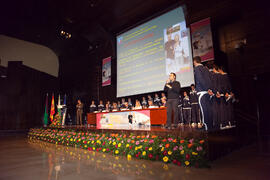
left=1, top=0, right=182, bottom=56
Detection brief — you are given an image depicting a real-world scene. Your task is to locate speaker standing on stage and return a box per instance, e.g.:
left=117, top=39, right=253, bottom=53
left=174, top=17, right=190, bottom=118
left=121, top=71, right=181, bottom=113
left=76, top=99, right=84, bottom=125
left=164, top=72, right=181, bottom=129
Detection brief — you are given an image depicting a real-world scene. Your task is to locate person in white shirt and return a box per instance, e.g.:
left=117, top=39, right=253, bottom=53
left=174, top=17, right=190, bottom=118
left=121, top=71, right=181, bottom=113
left=174, top=34, right=187, bottom=71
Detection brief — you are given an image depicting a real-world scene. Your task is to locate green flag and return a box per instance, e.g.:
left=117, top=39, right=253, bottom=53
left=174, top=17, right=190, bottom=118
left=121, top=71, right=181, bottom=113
left=43, top=93, right=48, bottom=126
left=57, top=94, right=61, bottom=116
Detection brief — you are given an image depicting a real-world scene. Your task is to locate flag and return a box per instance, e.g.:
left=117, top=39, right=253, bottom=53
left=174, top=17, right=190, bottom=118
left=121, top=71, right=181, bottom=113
left=43, top=93, right=49, bottom=126
left=50, top=93, right=55, bottom=122
left=57, top=94, right=61, bottom=116
left=62, top=94, right=67, bottom=126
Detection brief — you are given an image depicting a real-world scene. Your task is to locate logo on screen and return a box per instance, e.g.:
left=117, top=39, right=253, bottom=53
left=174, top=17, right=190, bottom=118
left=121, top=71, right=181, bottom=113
left=117, top=36, right=123, bottom=44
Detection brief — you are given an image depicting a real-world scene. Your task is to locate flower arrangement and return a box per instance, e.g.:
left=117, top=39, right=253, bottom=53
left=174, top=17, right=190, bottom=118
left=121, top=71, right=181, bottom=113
left=49, top=113, right=62, bottom=127
left=28, top=128, right=208, bottom=167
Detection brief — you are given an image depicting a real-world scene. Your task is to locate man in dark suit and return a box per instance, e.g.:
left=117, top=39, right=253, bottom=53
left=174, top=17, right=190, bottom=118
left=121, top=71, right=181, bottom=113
left=193, top=56, right=213, bottom=130
left=164, top=72, right=181, bottom=129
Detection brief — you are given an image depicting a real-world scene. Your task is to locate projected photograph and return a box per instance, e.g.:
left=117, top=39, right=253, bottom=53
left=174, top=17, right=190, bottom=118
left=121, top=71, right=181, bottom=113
left=164, top=22, right=191, bottom=75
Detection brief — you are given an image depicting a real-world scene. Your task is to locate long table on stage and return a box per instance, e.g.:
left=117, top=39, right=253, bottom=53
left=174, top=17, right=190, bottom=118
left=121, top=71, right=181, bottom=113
left=87, top=107, right=167, bottom=125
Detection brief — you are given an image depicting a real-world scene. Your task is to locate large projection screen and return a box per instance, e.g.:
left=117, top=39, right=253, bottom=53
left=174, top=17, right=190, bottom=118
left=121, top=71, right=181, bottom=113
left=117, top=6, right=194, bottom=97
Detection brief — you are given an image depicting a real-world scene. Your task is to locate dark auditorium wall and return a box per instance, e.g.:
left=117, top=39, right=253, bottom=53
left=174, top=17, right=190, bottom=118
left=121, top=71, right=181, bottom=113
left=0, top=61, right=59, bottom=130
left=185, top=0, right=270, bottom=141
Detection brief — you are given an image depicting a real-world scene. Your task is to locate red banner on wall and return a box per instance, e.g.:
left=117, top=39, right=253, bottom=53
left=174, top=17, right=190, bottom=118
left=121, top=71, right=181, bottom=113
left=102, top=57, right=111, bottom=86
left=191, top=18, right=214, bottom=62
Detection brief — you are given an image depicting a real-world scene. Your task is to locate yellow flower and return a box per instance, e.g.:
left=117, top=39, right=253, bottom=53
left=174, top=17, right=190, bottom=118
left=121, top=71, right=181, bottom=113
left=180, top=150, right=185, bottom=155
left=87, top=141, right=90, bottom=144
left=138, top=145, right=142, bottom=149
left=163, top=156, right=169, bottom=163
left=161, top=147, right=164, bottom=152
left=126, top=144, right=130, bottom=148
left=102, top=148, right=106, bottom=152
left=78, top=139, right=81, bottom=142
left=115, top=150, right=119, bottom=154
left=84, top=145, right=87, bottom=148
left=91, top=140, right=94, bottom=144
left=127, top=154, right=132, bottom=161
left=185, top=161, right=190, bottom=166
left=142, top=151, right=146, bottom=156
left=192, top=152, right=198, bottom=155
left=118, top=143, right=121, bottom=147
left=70, top=138, right=73, bottom=141
left=135, top=146, right=138, bottom=151
left=109, top=141, right=112, bottom=144
left=93, top=147, right=95, bottom=150
left=113, top=142, right=116, bottom=145
left=149, top=147, right=152, bottom=151
left=168, top=151, right=172, bottom=155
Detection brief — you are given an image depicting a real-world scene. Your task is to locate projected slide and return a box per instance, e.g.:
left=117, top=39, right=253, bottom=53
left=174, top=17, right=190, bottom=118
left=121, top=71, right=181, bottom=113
left=117, top=7, right=194, bottom=97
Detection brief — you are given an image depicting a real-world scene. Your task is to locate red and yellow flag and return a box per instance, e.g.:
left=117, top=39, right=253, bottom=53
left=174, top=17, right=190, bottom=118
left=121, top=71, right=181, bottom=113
left=50, top=93, right=55, bottom=122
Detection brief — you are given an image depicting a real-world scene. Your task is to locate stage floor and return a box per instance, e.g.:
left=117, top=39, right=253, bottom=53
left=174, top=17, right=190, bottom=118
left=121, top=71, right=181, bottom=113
left=51, top=125, right=207, bottom=139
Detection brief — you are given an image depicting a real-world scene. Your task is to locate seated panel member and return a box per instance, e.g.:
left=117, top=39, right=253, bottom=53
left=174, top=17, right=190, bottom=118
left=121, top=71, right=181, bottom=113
left=160, top=97, right=166, bottom=107
left=141, top=97, right=148, bottom=109
left=117, top=101, right=121, bottom=111
left=104, top=103, right=110, bottom=112
left=134, top=99, right=142, bottom=109
left=121, top=98, right=126, bottom=109
left=112, top=102, right=118, bottom=111
left=148, top=100, right=158, bottom=108
left=89, top=100, right=97, bottom=113
left=98, top=100, right=105, bottom=112
left=161, top=92, right=167, bottom=101
left=153, top=93, right=161, bottom=106
left=127, top=98, right=133, bottom=109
